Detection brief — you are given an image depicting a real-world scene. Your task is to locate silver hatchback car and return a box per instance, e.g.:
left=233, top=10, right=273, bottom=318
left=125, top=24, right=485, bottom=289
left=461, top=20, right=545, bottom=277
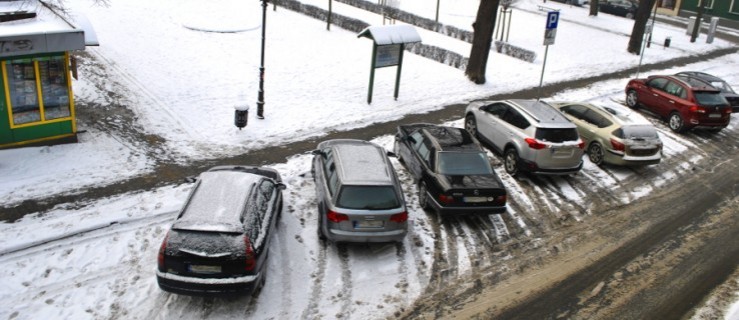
left=311, top=139, right=408, bottom=243
left=465, top=99, right=585, bottom=176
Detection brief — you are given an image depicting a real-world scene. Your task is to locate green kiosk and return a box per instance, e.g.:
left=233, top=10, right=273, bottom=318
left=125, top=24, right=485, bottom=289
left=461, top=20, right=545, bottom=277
left=1, top=4, right=91, bottom=149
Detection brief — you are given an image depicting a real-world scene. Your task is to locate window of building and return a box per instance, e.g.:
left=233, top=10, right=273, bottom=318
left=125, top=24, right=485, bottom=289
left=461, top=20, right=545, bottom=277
left=2, top=55, right=72, bottom=127
left=731, top=0, right=739, bottom=14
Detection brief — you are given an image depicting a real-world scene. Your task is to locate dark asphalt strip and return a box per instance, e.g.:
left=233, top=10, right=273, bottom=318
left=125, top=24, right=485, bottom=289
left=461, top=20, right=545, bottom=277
left=479, top=157, right=739, bottom=320
left=1, top=47, right=736, bottom=222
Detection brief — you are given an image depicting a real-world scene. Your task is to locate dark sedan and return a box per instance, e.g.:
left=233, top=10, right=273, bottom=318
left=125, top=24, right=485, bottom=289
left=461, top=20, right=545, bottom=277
left=394, top=123, right=507, bottom=215
left=599, top=0, right=638, bottom=19
left=157, top=166, right=285, bottom=296
left=676, top=71, right=739, bottom=112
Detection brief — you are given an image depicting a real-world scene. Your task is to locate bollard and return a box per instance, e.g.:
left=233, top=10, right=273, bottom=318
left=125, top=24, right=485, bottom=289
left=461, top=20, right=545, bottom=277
left=664, top=36, right=671, bottom=48
left=234, top=105, right=249, bottom=130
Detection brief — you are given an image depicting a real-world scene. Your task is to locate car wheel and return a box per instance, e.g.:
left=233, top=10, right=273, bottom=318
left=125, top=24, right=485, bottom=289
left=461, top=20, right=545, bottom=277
left=626, top=12, right=634, bottom=19
left=504, top=148, right=520, bottom=176
left=465, top=115, right=478, bottom=138
left=394, top=139, right=403, bottom=163
left=626, top=90, right=639, bottom=109
left=668, top=112, right=686, bottom=133
left=588, top=142, right=605, bottom=166
left=317, top=214, right=326, bottom=241
left=418, top=182, right=431, bottom=210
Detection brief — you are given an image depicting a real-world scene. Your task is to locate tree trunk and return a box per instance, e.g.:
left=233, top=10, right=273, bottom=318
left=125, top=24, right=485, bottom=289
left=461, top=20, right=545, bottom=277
left=465, top=0, right=500, bottom=84
left=627, top=0, right=657, bottom=55
left=589, top=0, right=599, bottom=16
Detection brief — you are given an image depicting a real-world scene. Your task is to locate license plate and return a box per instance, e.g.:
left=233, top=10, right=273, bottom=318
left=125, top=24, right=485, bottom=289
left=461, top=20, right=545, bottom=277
left=708, top=113, right=721, bottom=118
left=189, top=264, right=221, bottom=274
left=355, top=220, right=384, bottom=228
left=464, top=196, right=488, bottom=203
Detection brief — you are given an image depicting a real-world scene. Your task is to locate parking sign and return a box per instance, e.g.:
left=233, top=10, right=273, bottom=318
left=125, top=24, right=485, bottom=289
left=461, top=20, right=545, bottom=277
left=544, top=11, right=559, bottom=45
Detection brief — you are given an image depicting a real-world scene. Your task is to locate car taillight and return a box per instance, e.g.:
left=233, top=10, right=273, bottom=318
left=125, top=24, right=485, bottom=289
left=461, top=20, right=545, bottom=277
left=244, top=236, right=256, bottom=271
left=327, top=210, right=349, bottom=223
left=689, top=106, right=706, bottom=113
left=524, top=138, right=546, bottom=150
left=610, top=138, right=625, bottom=151
left=438, top=194, right=454, bottom=204
left=390, top=211, right=408, bottom=223
left=577, top=139, right=585, bottom=149
left=494, top=195, right=507, bottom=205
left=725, top=108, right=732, bottom=114
left=157, top=232, right=169, bottom=271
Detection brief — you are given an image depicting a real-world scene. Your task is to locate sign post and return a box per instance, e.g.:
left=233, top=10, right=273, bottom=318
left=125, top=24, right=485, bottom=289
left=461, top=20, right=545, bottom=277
left=357, top=25, right=421, bottom=104
left=538, top=11, right=559, bottom=101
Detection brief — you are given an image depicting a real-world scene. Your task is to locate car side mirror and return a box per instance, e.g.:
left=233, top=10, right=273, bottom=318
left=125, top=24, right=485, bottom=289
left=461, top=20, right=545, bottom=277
left=311, top=149, right=324, bottom=156
left=386, top=151, right=397, bottom=158
left=276, top=183, right=287, bottom=190
left=184, top=176, right=197, bottom=183
left=407, top=136, right=416, bottom=144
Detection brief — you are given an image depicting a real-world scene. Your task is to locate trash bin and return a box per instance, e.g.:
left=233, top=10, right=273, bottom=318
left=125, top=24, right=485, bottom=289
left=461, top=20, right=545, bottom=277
left=664, top=36, right=671, bottom=48
left=234, top=105, right=249, bottom=129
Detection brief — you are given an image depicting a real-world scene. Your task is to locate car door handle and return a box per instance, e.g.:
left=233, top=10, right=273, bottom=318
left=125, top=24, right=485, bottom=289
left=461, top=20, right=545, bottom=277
left=669, top=100, right=675, bottom=104
left=653, top=94, right=659, bottom=97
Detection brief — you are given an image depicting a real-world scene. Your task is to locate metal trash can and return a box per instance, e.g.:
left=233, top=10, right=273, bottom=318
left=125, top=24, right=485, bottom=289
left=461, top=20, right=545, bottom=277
left=664, top=36, right=671, bottom=48
left=234, top=105, right=249, bottom=129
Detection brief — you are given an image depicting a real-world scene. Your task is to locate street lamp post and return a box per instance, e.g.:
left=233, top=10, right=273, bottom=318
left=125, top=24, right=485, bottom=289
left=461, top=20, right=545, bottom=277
left=257, top=0, right=268, bottom=119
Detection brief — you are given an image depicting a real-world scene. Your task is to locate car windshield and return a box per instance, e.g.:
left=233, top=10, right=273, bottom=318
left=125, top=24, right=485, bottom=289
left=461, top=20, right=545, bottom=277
left=535, top=128, right=579, bottom=143
left=694, top=91, right=729, bottom=106
left=621, top=125, right=658, bottom=139
left=437, top=152, right=493, bottom=175
left=337, top=185, right=400, bottom=210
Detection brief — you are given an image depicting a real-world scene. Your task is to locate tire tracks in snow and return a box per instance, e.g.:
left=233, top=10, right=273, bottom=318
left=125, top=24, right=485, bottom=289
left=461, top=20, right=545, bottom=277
left=0, top=210, right=176, bottom=261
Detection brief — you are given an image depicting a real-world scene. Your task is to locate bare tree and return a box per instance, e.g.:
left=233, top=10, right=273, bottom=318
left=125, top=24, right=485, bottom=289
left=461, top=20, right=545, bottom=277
left=465, top=0, right=501, bottom=84
left=627, top=0, right=657, bottom=54
left=589, top=0, right=599, bottom=16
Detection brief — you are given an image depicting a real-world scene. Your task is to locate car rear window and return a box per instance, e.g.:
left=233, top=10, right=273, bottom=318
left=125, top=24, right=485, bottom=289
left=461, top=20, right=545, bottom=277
left=337, top=185, right=400, bottom=210
left=694, top=91, right=729, bottom=106
left=437, top=152, right=493, bottom=175
left=614, top=125, right=659, bottom=139
left=535, top=128, right=579, bottom=143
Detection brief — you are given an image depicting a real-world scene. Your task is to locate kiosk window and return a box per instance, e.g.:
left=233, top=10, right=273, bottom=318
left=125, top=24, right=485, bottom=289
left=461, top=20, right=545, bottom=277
left=3, top=56, right=72, bottom=126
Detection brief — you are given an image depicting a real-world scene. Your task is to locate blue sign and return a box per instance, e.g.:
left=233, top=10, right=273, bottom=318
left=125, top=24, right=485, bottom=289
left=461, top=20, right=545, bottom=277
left=546, top=11, right=559, bottom=30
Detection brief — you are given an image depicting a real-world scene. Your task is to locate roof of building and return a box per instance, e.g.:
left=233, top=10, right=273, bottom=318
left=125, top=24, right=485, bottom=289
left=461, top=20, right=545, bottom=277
left=0, top=0, right=96, bottom=58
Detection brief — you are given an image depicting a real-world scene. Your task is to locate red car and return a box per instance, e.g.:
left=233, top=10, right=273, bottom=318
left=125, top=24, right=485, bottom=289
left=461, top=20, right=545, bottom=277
left=625, top=74, right=731, bottom=133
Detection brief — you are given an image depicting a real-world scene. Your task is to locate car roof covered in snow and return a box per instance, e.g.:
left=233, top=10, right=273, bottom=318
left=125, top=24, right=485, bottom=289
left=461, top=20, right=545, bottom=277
left=173, top=170, right=261, bottom=233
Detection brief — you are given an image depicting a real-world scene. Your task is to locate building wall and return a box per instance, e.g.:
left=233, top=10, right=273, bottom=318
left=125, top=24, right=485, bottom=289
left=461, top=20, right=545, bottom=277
left=679, top=0, right=739, bottom=29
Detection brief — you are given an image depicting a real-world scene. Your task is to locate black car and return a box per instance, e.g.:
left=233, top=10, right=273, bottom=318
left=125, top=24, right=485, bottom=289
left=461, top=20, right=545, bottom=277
left=676, top=71, right=739, bottom=112
left=157, top=165, right=285, bottom=296
left=599, top=0, right=638, bottom=19
left=394, top=123, right=507, bottom=215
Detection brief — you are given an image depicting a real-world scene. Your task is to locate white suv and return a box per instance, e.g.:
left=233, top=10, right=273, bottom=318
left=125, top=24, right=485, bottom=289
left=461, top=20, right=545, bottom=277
left=464, top=99, right=585, bottom=176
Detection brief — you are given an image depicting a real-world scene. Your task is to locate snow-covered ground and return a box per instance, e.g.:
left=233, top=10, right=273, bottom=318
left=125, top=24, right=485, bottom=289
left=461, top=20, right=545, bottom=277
left=1, top=0, right=738, bottom=319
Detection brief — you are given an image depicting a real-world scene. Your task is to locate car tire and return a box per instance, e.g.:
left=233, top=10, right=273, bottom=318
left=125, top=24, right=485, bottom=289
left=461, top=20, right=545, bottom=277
left=668, top=112, right=687, bottom=133
left=626, top=90, right=639, bottom=109
left=504, top=148, right=520, bottom=176
left=317, top=215, right=326, bottom=241
left=588, top=142, right=605, bottom=166
left=626, top=12, right=634, bottom=19
left=465, top=115, right=478, bottom=138
left=418, top=182, right=431, bottom=210
left=394, top=139, right=403, bottom=163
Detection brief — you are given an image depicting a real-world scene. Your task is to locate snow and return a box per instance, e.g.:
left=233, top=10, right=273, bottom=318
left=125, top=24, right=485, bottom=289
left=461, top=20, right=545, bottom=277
left=358, top=24, right=422, bottom=44
left=1, top=0, right=738, bottom=319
